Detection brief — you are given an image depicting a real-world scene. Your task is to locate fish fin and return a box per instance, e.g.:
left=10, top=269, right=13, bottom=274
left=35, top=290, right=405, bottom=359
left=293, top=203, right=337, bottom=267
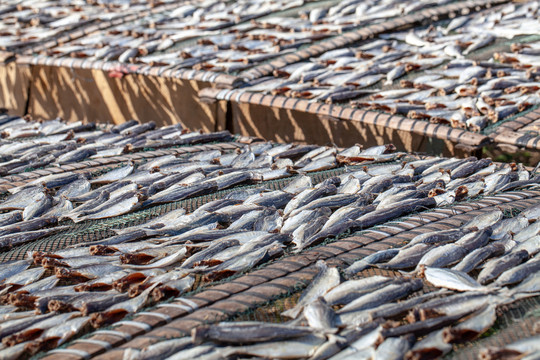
left=399, top=268, right=419, bottom=277
left=71, top=216, right=86, bottom=223
left=282, top=306, right=302, bottom=319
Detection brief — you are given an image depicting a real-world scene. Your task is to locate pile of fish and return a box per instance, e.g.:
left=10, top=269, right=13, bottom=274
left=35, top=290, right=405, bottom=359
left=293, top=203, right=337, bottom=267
left=36, top=0, right=448, bottom=72
left=1, top=136, right=536, bottom=253
left=127, top=202, right=540, bottom=360
left=0, top=115, right=233, bottom=177
left=0, top=131, right=537, bottom=358
left=0, top=0, right=175, bottom=52
left=40, top=0, right=305, bottom=65
left=244, top=1, right=540, bottom=132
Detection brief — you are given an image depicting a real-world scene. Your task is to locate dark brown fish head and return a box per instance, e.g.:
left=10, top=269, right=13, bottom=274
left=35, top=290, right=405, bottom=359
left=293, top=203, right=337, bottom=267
left=454, top=185, right=468, bottom=201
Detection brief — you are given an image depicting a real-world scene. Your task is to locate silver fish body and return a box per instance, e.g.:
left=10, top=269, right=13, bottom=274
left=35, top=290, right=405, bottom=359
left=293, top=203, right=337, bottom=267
left=282, top=261, right=340, bottom=319
left=477, top=250, right=529, bottom=284
left=424, top=267, right=486, bottom=291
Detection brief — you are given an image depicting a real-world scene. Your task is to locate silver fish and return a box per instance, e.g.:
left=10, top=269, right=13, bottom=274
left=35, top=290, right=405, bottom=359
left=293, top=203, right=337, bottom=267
left=284, top=185, right=337, bottom=216
left=91, top=163, right=134, bottom=184
left=123, top=338, right=192, bottom=360
left=181, top=239, right=239, bottom=269
left=452, top=242, right=506, bottom=273
left=443, top=304, right=497, bottom=343
left=223, top=334, right=326, bottom=359
left=3, top=267, right=45, bottom=288
left=283, top=175, right=313, bottom=195
left=513, top=235, right=540, bottom=256
left=463, top=34, right=495, bottom=55
left=405, top=228, right=468, bottom=249
left=0, top=187, right=46, bottom=211
left=511, top=272, right=540, bottom=294
left=0, top=340, right=27, bottom=360
left=90, top=284, right=158, bottom=328
left=56, top=178, right=91, bottom=199
left=193, top=321, right=314, bottom=345
left=291, top=194, right=359, bottom=217
left=0, top=313, right=55, bottom=340
left=521, top=204, right=540, bottom=221
left=292, top=216, right=329, bottom=252
left=337, top=279, right=423, bottom=314
left=327, top=326, right=380, bottom=360
left=0, top=211, right=22, bottom=228
left=205, top=245, right=273, bottom=281
left=162, top=344, right=217, bottom=360
left=244, top=190, right=294, bottom=209
left=406, top=330, right=451, bottom=359
left=15, top=276, right=59, bottom=295
left=514, top=222, right=540, bottom=242
left=28, top=316, right=91, bottom=355
left=282, top=261, right=340, bottom=319
left=445, top=16, right=470, bottom=34
left=76, top=191, right=144, bottom=222
left=477, top=250, right=529, bottom=284
left=479, top=335, right=540, bottom=360
left=492, top=257, right=540, bottom=287
left=324, top=276, right=393, bottom=306
left=323, top=203, right=374, bottom=230
left=3, top=312, right=79, bottom=347
left=304, top=297, right=336, bottom=330
left=463, top=209, right=503, bottom=230
left=374, top=336, right=413, bottom=360
left=298, top=156, right=337, bottom=172
left=344, top=250, right=399, bottom=275
left=122, top=248, right=187, bottom=270
left=423, top=267, right=486, bottom=291
left=43, top=196, right=73, bottom=218
left=416, top=244, right=468, bottom=270
left=455, top=229, right=491, bottom=251
left=0, top=260, right=31, bottom=282
left=378, top=243, right=433, bottom=269
left=282, top=208, right=331, bottom=234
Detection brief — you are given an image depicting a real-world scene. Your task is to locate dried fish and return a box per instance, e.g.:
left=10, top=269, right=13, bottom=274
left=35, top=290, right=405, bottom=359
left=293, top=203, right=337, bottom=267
left=492, top=257, right=540, bottom=287
left=338, top=279, right=423, bottom=314
left=327, top=277, right=393, bottom=308
left=443, top=304, right=497, bottom=343
left=282, top=261, right=340, bottom=319
left=90, top=284, right=158, bottom=327
left=452, top=242, right=506, bottom=273
left=479, top=335, right=540, bottom=360
left=193, top=321, right=315, bottom=344
left=344, top=250, right=399, bottom=275
left=223, top=334, right=326, bottom=359
left=477, top=250, right=529, bottom=284
left=423, top=267, right=487, bottom=291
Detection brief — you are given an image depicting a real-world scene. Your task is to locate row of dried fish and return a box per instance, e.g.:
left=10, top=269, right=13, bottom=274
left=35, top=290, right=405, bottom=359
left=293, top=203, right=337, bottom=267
left=146, top=201, right=540, bottom=360
left=183, top=0, right=449, bottom=73
left=116, top=248, right=539, bottom=360
left=0, top=144, right=536, bottom=358
left=0, top=0, right=180, bottom=51
left=345, top=205, right=540, bottom=278
left=0, top=137, right=533, bottom=252
left=40, top=0, right=304, bottom=65
left=39, top=0, right=444, bottom=72
left=244, top=1, right=540, bottom=132
left=0, top=115, right=234, bottom=177
left=0, top=142, right=396, bottom=250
